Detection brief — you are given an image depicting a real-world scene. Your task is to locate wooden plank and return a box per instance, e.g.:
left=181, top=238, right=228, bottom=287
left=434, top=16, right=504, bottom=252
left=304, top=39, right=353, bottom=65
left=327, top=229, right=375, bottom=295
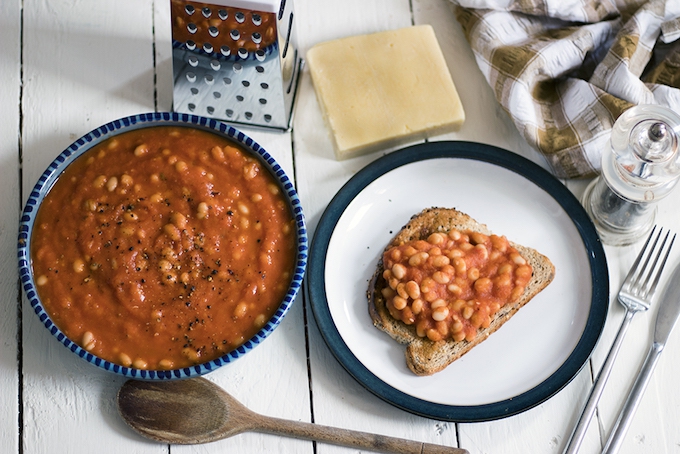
left=418, top=3, right=680, bottom=452
left=415, top=1, right=600, bottom=453
left=20, top=1, right=164, bottom=452
left=171, top=129, right=314, bottom=454
left=293, top=1, right=464, bottom=453
left=152, top=1, right=315, bottom=451
left=0, top=1, right=22, bottom=453
left=153, top=0, right=174, bottom=113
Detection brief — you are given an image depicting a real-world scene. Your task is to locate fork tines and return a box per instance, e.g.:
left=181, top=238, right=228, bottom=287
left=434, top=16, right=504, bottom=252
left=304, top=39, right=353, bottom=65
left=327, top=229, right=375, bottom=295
left=625, top=226, right=676, bottom=304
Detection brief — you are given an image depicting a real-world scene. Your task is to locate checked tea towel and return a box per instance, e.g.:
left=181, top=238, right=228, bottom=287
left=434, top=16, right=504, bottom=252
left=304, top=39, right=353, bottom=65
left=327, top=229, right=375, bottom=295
left=452, top=0, right=680, bottom=178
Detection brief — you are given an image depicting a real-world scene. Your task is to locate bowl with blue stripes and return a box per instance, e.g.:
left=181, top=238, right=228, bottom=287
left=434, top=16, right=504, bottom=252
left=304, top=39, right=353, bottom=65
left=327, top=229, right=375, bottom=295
left=17, top=112, right=307, bottom=380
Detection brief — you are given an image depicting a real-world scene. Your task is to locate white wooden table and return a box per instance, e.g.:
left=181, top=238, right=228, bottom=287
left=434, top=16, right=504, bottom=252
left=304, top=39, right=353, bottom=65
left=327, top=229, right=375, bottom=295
left=2, top=1, right=680, bottom=453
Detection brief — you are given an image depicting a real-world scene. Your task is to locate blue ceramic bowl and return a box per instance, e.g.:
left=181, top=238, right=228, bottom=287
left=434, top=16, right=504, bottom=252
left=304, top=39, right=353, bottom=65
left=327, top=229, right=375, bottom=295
left=17, top=112, right=307, bottom=380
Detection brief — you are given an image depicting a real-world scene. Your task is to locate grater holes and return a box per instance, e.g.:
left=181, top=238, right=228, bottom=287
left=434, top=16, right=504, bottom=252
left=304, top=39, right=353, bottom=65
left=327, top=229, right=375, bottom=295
left=188, top=103, right=196, bottom=111
left=187, top=23, right=197, bottom=34
left=188, top=56, right=198, bottom=67
left=202, top=7, right=211, bottom=18
left=185, top=4, right=195, bottom=15
left=172, top=6, right=293, bottom=127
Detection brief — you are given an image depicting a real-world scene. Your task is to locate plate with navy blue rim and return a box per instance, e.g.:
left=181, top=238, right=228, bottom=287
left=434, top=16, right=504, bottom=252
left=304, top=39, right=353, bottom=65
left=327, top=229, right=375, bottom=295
left=17, top=111, right=308, bottom=380
left=308, top=141, right=608, bottom=422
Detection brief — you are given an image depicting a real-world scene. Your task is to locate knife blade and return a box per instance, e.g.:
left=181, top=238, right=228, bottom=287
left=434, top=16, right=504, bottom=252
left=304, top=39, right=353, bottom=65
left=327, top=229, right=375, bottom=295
left=653, top=259, right=680, bottom=345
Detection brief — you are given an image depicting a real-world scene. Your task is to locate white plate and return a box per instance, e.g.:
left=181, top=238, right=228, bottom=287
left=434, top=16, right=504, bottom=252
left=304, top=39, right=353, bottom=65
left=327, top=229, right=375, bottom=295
left=308, top=141, right=608, bottom=421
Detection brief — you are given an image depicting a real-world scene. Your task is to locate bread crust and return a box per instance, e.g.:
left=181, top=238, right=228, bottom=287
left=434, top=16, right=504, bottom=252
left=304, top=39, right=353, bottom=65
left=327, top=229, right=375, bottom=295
left=367, top=207, right=555, bottom=375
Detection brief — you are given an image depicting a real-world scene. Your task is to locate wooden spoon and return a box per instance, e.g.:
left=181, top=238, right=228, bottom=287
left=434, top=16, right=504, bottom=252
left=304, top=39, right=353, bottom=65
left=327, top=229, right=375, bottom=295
left=117, top=377, right=469, bottom=454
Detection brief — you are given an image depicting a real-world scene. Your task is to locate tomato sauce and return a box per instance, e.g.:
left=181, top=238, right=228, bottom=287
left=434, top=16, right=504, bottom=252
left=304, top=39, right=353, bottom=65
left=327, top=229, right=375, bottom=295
left=31, top=126, right=296, bottom=370
left=381, top=230, right=533, bottom=343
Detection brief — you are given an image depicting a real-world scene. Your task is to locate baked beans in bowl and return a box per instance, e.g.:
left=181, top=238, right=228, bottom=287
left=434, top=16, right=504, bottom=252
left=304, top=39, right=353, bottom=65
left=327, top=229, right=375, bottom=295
left=17, top=112, right=307, bottom=380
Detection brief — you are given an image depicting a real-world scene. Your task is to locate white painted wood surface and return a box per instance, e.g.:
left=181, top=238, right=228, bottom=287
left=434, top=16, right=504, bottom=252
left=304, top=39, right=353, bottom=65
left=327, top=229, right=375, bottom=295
left=1, top=2, right=22, bottom=454
left=3, top=0, right=679, bottom=453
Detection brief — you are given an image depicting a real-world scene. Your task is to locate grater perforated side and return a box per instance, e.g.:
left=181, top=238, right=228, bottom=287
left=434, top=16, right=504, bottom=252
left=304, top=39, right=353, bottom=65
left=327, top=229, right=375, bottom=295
left=170, top=0, right=302, bottom=130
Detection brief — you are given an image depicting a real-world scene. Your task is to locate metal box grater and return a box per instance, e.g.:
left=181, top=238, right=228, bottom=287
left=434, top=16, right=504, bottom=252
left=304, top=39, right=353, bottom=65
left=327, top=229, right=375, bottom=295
left=170, top=0, right=302, bottom=130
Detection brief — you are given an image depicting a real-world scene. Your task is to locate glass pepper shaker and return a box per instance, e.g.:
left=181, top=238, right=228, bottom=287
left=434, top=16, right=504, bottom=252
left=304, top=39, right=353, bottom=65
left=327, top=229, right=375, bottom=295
left=583, top=105, right=680, bottom=246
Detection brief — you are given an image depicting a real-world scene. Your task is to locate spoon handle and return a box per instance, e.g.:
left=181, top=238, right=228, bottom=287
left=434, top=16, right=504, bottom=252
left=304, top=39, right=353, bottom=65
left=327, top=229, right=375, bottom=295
left=255, top=415, right=468, bottom=454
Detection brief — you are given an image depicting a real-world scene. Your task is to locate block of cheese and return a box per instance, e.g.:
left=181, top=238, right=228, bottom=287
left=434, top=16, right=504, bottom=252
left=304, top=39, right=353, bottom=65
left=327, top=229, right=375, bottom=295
left=306, top=25, right=465, bottom=160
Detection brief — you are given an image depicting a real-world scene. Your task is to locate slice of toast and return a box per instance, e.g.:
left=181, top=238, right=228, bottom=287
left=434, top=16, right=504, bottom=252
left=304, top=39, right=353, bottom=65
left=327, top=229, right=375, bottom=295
left=368, top=207, right=555, bottom=375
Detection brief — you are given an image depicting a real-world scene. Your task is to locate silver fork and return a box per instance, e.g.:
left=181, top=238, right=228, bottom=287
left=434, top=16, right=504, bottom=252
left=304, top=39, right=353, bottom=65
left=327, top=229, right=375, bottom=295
left=562, top=226, right=675, bottom=454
